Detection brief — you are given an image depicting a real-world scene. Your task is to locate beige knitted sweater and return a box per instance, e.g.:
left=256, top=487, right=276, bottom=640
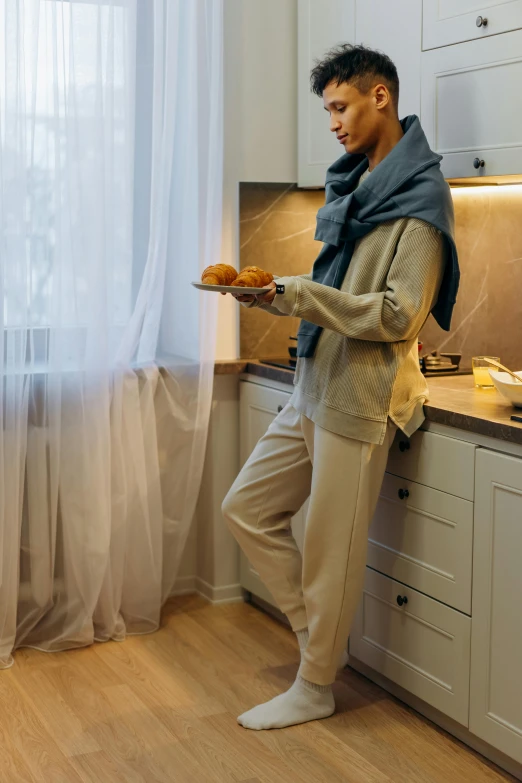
left=253, top=215, right=446, bottom=445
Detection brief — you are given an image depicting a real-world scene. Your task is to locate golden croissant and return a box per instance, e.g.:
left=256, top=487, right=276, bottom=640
left=201, top=264, right=238, bottom=286
left=231, top=266, right=274, bottom=288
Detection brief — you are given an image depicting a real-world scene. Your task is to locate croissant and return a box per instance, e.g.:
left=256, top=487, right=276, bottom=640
left=201, top=264, right=238, bottom=286
left=231, top=266, right=274, bottom=288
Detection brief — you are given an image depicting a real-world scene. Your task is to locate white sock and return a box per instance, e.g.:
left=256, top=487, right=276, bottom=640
left=237, top=673, right=335, bottom=730
left=295, top=627, right=349, bottom=672
left=296, top=628, right=309, bottom=653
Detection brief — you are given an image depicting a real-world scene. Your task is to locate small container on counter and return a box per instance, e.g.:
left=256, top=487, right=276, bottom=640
left=472, top=356, right=500, bottom=389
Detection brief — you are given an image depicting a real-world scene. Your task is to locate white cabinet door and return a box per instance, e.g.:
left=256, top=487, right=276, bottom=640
left=423, top=0, right=522, bottom=50
left=350, top=567, right=471, bottom=725
left=355, top=0, right=422, bottom=119
left=297, top=0, right=355, bottom=187
left=239, top=381, right=291, bottom=467
left=469, top=449, right=522, bottom=764
left=238, top=382, right=308, bottom=606
left=421, top=29, right=522, bottom=179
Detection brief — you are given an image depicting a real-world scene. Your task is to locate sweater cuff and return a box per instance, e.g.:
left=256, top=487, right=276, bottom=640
left=272, top=276, right=299, bottom=316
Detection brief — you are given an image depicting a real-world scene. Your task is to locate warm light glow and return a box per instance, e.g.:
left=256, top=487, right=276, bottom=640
left=450, top=184, right=522, bottom=195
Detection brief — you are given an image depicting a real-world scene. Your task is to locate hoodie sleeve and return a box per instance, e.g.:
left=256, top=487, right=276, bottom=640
left=271, top=224, right=446, bottom=342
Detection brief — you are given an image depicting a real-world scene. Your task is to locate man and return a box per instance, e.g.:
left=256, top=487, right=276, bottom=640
left=222, top=44, right=459, bottom=731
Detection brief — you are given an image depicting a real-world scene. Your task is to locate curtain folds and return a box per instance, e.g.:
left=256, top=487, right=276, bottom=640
left=0, top=0, right=223, bottom=667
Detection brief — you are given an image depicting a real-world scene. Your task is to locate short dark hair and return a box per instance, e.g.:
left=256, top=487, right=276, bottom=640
left=310, top=43, right=399, bottom=109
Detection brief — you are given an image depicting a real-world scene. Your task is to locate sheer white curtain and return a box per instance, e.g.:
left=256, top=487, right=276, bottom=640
left=0, top=0, right=222, bottom=667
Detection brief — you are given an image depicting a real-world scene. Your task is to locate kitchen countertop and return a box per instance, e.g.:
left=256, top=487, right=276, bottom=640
left=423, top=374, right=522, bottom=445
left=217, top=360, right=522, bottom=445
left=214, top=360, right=250, bottom=375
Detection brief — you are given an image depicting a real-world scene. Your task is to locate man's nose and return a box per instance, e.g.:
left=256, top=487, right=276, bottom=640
left=330, top=118, right=341, bottom=133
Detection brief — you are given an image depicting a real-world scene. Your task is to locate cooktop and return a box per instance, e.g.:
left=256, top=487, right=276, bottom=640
left=259, top=358, right=296, bottom=371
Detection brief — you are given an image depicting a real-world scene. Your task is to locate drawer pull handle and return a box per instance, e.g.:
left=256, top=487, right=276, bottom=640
left=397, top=595, right=408, bottom=607
left=277, top=405, right=283, bottom=413
left=473, top=157, right=485, bottom=169
left=476, top=15, right=488, bottom=27
left=398, top=488, right=410, bottom=500
left=398, top=440, right=410, bottom=452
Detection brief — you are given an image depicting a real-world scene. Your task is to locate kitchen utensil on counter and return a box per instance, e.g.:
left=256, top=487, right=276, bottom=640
left=511, top=415, right=522, bottom=423
left=472, top=356, right=500, bottom=388
left=480, top=357, right=522, bottom=383
left=421, top=351, right=461, bottom=375
left=488, top=370, right=522, bottom=408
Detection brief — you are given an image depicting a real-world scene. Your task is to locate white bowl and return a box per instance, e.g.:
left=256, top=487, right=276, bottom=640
left=488, top=370, right=522, bottom=408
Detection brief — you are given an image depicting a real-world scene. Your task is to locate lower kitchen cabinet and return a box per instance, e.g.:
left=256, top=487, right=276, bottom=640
left=469, top=449, right=522, bottom=765
left=236, top=377, right=522, bottom=775
left=350, top=567, right=471, bottom=725
left=238, top=380, right=308, bottom=605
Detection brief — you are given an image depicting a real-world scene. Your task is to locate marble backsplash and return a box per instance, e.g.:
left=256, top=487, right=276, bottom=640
left=239, top=182, right=522, bottom=371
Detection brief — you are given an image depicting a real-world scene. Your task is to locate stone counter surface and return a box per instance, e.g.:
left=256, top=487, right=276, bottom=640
left=423, top=373, right=522, bottom=445
left=214, top=360, right=522, bottom=445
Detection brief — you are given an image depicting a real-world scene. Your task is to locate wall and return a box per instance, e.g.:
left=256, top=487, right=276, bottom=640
left=239, top=183, right=323, bottom=358
left=421, top=185, right=522, bottom=371
left=174, top=374, right=242, bottom=602
left=239, top=182, right=522, bottom=371
left=188, top=0, right=300, bottom=593
left=217, top=0, right=298, bottom=360
left=195, top=374, right=242, bottom=603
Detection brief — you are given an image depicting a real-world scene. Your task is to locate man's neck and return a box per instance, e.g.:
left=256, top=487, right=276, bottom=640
left=366, top=120, right=404, bottom=172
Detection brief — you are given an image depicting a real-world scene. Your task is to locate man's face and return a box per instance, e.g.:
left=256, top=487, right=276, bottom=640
left=323, top=80, right=385, bottom=155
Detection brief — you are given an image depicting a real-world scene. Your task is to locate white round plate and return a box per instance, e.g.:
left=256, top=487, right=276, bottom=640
left=192, top=282, right=272, bottom=295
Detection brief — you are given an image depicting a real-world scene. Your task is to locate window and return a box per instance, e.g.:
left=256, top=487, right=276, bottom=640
left=0, top=0, right=136, bottom=330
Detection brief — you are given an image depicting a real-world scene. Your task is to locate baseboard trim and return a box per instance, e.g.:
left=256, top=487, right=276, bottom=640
left=169, top=575, right=244, bottom=604
left=169, top=576, right=198, bottom=596
left=349, top=655, right=522, bottom=781
left=195, top=578, right=244, bottom=604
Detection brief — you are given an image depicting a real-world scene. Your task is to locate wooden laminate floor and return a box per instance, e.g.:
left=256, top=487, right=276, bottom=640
left=0, top=595, right=517, bottom=783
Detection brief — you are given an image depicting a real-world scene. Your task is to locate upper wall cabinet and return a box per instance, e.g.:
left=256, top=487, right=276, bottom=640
left=297, top=0, right=355, bottom=188
left=297, top=0, right=422, bottom=188
left=355, top=0, right=422, bottom=120
left=421, top=29, right=522, bottom=179
left=422, top=0, right=522, bottom=50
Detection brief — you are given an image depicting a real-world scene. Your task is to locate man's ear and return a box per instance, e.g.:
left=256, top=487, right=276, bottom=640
left=373, top=83, right=390, bottom=111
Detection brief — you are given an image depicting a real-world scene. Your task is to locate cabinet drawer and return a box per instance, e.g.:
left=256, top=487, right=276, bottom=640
left=350, top=568, right=471, bottom=726
left=422, top=0, right=522, bottom=50
left=387, top=429, right=476, bottom=500
left=368, top=474, right=473, bottom=614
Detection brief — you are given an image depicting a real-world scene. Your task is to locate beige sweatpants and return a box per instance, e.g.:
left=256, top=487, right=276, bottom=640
left=222, top=401, right=397, bottom=686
